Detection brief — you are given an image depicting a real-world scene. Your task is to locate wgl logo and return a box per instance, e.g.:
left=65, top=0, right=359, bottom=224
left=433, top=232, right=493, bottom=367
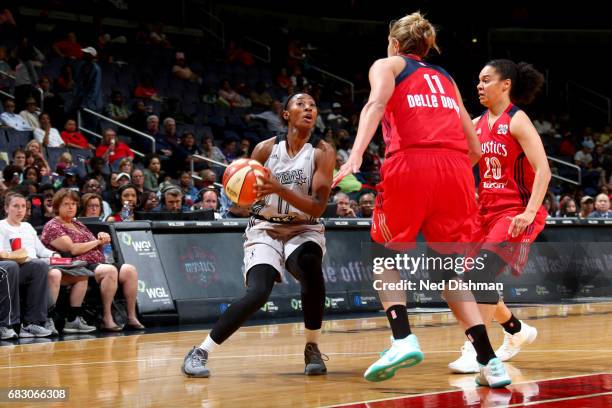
left=121, top=233, right=153, bottom=252
left=137, top=280, right=168, bottom=299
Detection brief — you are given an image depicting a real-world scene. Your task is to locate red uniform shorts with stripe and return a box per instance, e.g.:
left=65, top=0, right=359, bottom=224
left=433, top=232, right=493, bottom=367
left=473, top=205, right=547, bottom=275
left=371, top=149, right=477, bottom=254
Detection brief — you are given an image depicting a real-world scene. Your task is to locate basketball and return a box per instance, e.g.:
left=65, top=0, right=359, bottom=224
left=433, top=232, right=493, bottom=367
left=222, top=159, right=269, bottom=206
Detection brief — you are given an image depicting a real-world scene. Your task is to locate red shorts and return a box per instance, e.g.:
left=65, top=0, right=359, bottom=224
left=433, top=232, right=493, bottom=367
left=473, top=205, right=547, bottom=275
left=371, top=149, right=477, bottom=253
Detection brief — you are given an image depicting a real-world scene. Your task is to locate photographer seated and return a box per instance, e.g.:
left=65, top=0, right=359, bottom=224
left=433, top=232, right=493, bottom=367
left=154, top=183, right=191, bottom=213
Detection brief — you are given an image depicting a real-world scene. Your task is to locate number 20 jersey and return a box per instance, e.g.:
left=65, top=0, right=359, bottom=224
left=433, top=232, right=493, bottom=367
left=475, top=103, right=536, bottom=213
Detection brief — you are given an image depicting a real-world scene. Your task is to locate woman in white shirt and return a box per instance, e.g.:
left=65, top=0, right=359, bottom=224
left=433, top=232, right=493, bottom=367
left=33, top=113, right=65, bottom=148
left=0, top=193, right=93, bottom=335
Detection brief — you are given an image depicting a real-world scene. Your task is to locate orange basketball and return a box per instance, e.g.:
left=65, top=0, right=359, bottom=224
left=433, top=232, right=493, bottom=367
left=222, top=159, right=269, bottom=206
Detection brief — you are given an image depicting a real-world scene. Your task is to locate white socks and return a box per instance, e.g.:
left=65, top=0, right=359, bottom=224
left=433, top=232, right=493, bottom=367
left=199, top=335, right=219, bottom=353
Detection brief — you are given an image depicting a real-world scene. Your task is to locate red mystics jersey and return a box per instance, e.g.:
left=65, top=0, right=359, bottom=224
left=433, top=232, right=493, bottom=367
left=475, top=104, right=535, bottom=212
left=382, top=55, right=467, bottom=156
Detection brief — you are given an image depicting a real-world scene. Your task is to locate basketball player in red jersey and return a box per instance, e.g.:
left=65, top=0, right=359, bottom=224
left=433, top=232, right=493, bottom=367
left=334, top=12, right=511, bottom=387
left=449, top=60, right=551, bottom=374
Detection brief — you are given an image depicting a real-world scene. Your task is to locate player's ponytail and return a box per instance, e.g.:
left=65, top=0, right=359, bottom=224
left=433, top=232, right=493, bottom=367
left=389, top=11, right=440, bottom=58
left=487, top=59, right=545, bottom=105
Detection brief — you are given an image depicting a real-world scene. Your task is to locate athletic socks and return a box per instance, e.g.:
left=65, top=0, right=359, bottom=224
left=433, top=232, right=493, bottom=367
left=199, top=335, right=219, bottom=354
left=501, top=313, right=522, bottom=335
left=466, top=324, right=497, bottom=365
left=386, top=304, right=412, bottom=340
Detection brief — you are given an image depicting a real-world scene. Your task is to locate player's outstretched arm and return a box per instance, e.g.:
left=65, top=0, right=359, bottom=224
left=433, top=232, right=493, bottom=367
left=333, top=58, right=396, bottom=187
left=256, top=141, right=336, bottom=218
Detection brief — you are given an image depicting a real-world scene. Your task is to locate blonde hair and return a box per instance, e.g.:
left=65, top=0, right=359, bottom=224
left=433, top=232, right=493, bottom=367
left=389, top=12, right=439, bottom=58
left=59, top=152, right=72, bottom=163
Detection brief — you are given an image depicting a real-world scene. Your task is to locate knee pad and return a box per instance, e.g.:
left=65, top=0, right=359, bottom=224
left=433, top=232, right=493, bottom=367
left=286, top=242, right=323, bottom=280
left=244, top=264, right=278, bottom=308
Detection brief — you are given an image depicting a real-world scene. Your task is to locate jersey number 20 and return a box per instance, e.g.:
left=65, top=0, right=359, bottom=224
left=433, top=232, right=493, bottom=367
left=483, top=157, right=502, bottom=180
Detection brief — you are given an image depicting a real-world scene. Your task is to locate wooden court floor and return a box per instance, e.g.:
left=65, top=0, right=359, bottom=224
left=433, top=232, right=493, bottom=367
left=1, top=302, right=611, bottom=407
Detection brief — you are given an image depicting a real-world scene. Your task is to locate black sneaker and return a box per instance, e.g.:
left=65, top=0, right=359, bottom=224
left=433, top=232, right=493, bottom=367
left=182, top=347, right=211, bottom=378
left=304, top=342, right=328, bottom=375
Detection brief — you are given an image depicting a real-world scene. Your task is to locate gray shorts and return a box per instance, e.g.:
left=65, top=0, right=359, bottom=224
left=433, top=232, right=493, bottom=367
left=243, top=219, right=325, bottom=283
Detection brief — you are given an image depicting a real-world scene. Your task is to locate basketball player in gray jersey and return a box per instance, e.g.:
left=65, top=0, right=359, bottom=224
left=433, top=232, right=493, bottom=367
left=182, top=93, right=336, bottom=377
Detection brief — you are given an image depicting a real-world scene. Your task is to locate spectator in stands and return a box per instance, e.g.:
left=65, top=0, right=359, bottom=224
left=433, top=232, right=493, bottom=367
left=86, top=157, right=110, bottom=188
left=197, top=169, right=217, bottom=190
left=155, top=184, right=189, bottom=212
left=226, top=39, right=254, bottom=66
left=72, top=47, right=103, bottom=113
left=80, top=193, right=104, bottom=220
left=592, top=144, right=611, bottom=176
left=221, top=138, right=238, bottom=163
left=218, top=79, right=250, bottom=108
left=327, top=102, right=349, bottom=131
left=55, top=64, right=75, bottom=92
left=32, top=183, right=55, bottom=227
left=95, top=128, right=134, bottom=166
left=38, top=76, right=63, bottom=120
left=276, top=68, right=291, bottom=89
left=0, top=260, right=20, bottom=339
left=131, top=169, right=145, bottom=194
left=1, top=98, right=32, bottom=130
left=14, top=43, right=42, bottom=111
left=178, top=171, right=198, bottom=207
left=357, top=193, right=375, bottom=218
left=116, top=172, right=131, bottom=187
left=149, top=22, right=171, bottom=48
left=34, top=112, right=64, bottom=148
left=105, top=90, right=130, bottom=123
left=143, top=154, right=163, bottom=192
left=333, top=153, right=362, bottom=194
left=557, top=197, right=578, bottom=217
left=335, top=129, right=352, bottom=162
left=60, top=119, right=91, bottom=149
left=245, top=100, right=285, bottom=134
left=11, top=149, right=26, bottom=170
left=82, top=178, right=112, bottom=218
left=22, top=166, right=40, bottom=185
left=19, top=97, right=40, bottom=130
left=53, top=32, right=83, bottom=60
left=250, top=81, right=274, bottom=110
left=237, top=137, right=251, bottom=159
left=579, top=195, right=595, bottom=219
left=2, top=165, right=21, bottom=189
left=126, top=100, right=148, bottom=132
left=574, top=140, right=594, bottom=167
left=543, top=192, right=557, bottom=217
left=588, top=194, right=612, bottom=218
left=333, top=192, right=356, bottom=218
left=134, top=74, right=161, bottom=101
left=0, top=193, right=52, bottom=337
left=172, top=52, right=202, bottom=84
left=41, top=188, right=144, bottom=331
left=139, top=191, right=159, bottom=212
left=145, top=115, right=160, bottom=138
left=162, top=117, right=178, bottom=143
left=290, top=66, right=309, bottom=90
left=201, top=135, right=227, bottom=165
left=193, top=188, right=221, bottom=219
left=1, top=193, right=78, bottom=336
left=118, top=158, right=133, bottom=175
left=107, top=184, right=138, bottom=222
left=176, top=132, right=205, bottom=171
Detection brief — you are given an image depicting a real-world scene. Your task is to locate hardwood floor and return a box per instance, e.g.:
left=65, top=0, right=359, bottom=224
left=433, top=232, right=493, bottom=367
left=1, top=302, right=611, bottom=407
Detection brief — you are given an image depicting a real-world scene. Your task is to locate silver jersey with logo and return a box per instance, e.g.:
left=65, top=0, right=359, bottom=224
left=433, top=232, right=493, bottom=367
left=251, top=135, right=318, bottom=224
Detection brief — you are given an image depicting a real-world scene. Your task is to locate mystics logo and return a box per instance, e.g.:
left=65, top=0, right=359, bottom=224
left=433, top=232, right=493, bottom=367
left=179, top=246, right=219, bottom=288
